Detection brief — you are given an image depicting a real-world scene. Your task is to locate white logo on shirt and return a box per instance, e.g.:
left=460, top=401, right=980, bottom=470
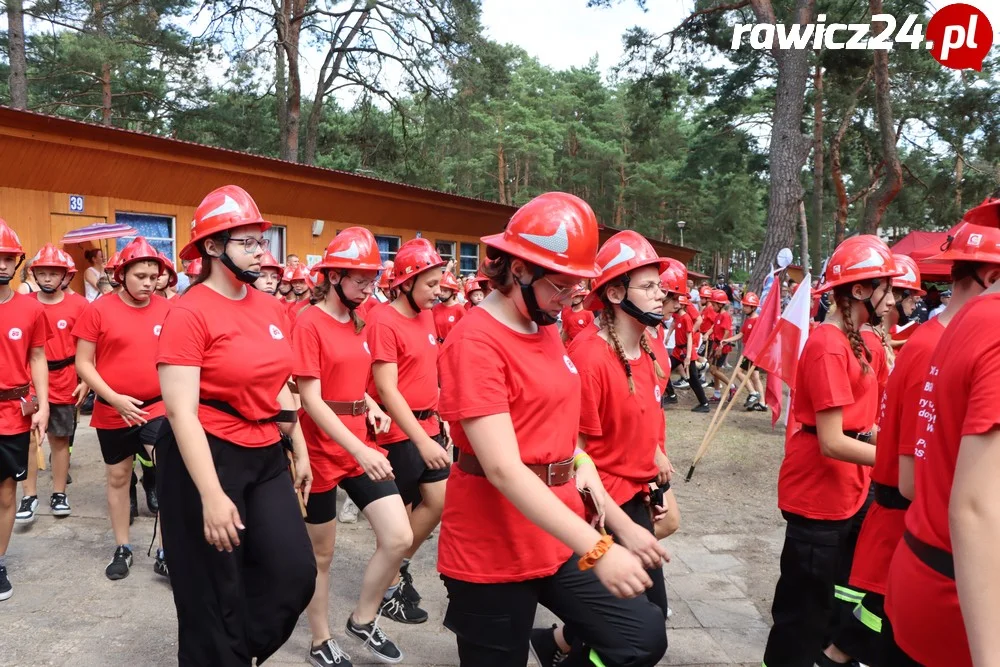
left=153, top=325, right=162, bottom=337
left=363, top=341, right=371, bottom=355
left=577, top=318, right=584, bottom=325
left=654, top=385, right=662, bottom=403
left=269, top=324, right=284, bottom=340
left=448, top=315, right=455, bottom=323
left=428, top=334, right=437, bottom=346
left=8, top=328, right=23, bottom=341
left=563, top=354, right=578, bottom=374
left=56, top=319, right=68, bottom=330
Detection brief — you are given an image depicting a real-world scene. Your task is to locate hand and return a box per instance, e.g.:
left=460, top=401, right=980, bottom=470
left=418, top=436, right=451, bottom=470
left=575, top=462, right=607, bottom=528
left=592, top=543, right=653, bottom=599
left=202, top=491, right=245, bottom=552
left=357, top=447, right=395, bottom=482
left=442, top=420, right=452, bottom=446
left=651, top=502, right=669, bottom=525
left=616, top=520, right=670, bottom=570
left=679, top=362, right=690, bottom=379
left=655, top=453, right=674, bottom=486
left=367, top=405, right=392, bottom=434
left=292, top=451, right=312, bottom=505
left=32, top=404, right=49, bottom=444
left=108, top=393, right=149, bottom=426
left=72, top=382, right=89, bottom=407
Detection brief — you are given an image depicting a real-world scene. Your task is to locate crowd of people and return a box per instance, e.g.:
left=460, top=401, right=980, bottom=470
left=0, top=184, right=996, bottom=667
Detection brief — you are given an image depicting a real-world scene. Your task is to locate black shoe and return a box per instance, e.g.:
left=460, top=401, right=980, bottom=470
left=380, top=588, right=428, bottom=624
left=398, top=561, right=421, bottom=605
left=661, top=394, right=678, bottom=407
left=347, top=615, right=403, bottom=663
left=14, top=495, right=38, bottom=524
left=141, top=467, right=158, bottom=513
left=50, top=493, right=71, bottom=517
left=153, top=549, right=169, bottom=579
left=0, top=566, right=11, bottom=601
left=750, top=402, right=768, bottom=412
left=691, top=403, right=711, bottom=413
left=105, top=545, right=133, bottom=580
left=309, top=638, right=353, bottom=666
left=529, top=625, right=567, bottom=667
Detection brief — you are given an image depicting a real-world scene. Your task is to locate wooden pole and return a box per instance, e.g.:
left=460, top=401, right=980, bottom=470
left=686, top=364, right=756, bottom=481
left=698, top=354, right=745, bottom=449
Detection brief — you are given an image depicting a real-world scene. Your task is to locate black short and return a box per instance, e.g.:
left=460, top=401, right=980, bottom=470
left=0, top=431, right=30, bottom=483
left=339, top=472, right=399, bottom=512
left=384, top=433, right=450, bottom=506
left=714, top=352, right=729, bottom=367
left=47, top=404, right=77, bottom=439
left=305, top=488, right=338, bottom=525
left=740, top=357, right=753, bottom=371
left=97, top=417, right=166, bottom=465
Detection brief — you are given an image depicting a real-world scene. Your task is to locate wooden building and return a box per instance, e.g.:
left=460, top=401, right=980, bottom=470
left=0, top=107, right=696, bottom=293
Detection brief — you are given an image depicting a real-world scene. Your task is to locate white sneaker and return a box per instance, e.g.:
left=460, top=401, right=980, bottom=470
left=340, top=497, right=359, bottom=524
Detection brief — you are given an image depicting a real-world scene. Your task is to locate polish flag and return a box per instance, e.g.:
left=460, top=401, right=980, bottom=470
left=742, top=268, right=782, bottom=361
left=747, top=275, right=812, bottom=427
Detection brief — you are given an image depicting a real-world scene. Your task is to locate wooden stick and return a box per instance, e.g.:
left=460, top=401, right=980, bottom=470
left=686, top=364, right=756, bottom=481
left=700, top=354, right=745, bottom=447
left=34, top=431, right=45, bottom=471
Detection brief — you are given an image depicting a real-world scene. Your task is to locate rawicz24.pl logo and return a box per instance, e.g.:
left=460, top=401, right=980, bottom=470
left=731, top=2, right=993, bottom=71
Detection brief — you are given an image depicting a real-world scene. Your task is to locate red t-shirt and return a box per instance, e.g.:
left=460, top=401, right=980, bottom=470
left=886, top=294, right=1000, bottom=667
left=672, top=310, right=697, bottom=360
left=365, top=305, right=440, bottom=444
left=438, top=307, right=585, bottom=583
left=711, top=310, right=731, bottom=341
left=157, top=285, right=294, bottom=447
left=861, top=329, right=890, bottom=416
left=0, top=293, right=48, bottom=435
left=32, top=293, right=88, bottom=405
left=357, top=296, right=378, bottom=319
left=287, top=297, right=310, bottom=320
left=645, top=325, right=671, bottom=393
left=850, top=318, right=944, bottom=596
left=570, top=333, right=660, bottom=506
left=741, top=314, right=758, bottom=344
left=777, top=324, right=876, bottom=520
left=561, top=307, right=596, bottom=343
left=432, top=302, right=466, bottom=343
left=73, top=294, right=170, bottom=430
left=699, top=306, right=717, bottom=335
left=292, top=305, right=380, bottom=492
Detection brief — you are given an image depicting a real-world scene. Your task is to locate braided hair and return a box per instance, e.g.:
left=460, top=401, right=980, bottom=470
left=639, top=332, right=667, bottom=381
left=833, top=285, right=872, bottom=374
left=599, top=289, right=666, bottom=393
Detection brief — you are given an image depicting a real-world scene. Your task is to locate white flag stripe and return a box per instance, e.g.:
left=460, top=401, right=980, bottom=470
left=780, top=273, right=812, bottom=356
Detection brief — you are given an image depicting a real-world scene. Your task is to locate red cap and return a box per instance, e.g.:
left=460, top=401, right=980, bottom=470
left=929, top=222, right=1000, bottom=265
left=699, top=285, right=713, bottom=299
left=158, top=252, right=179, bottom=288
left=710, top=289, right=729, bottom=305
left=440, top=272, right=460, bottom=292
left=259, top=251, right=282, bottom=273
left=184, top=257, right=202, bottom=278
left=105, top=251, right=122, bottom=273
left=741, top=292, right=760, bottom=308
left=181, top=185, right=271, bottom=261
left=962, top=196, right=1000, bottom=228
left=285, top=265, right=311, bottom=283
left=31, top=243, right=70, bottom=271
left=378, top=267, right=394, bottom=290
left=659, top=258, right=688, bottom=296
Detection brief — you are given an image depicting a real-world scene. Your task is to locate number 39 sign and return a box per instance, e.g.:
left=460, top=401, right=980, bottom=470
left=69, top=195, right=84, bottom=213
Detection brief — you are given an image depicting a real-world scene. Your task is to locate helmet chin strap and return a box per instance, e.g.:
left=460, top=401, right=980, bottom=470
left=0, top=257, right=24, bottom=286
left=853, top=279, right=887, bottom=326
left=210, top=233, right=261, bottom=285
left=618, top=274, right=664, bottom=328
left=333, top=271, right=363, bottom=310
left=402, top=282, right=423, bottom=313
left=519, top=265, right=558, bottom=327
left=38, top=285, right=58, bottom=294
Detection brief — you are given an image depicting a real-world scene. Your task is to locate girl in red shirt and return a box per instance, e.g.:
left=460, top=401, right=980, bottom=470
left=560, top=290, right=595, bottom=343
left=706, top=289, right=732, bottom=402
left=0, top=219, right=49, bottom=602
left=156, top=186, right=315, bottom=665
left=285, top=264, right=312, bottom=318
left=432, top=271, right=466, bottom=343
left=253, top=251, right=283, bottom=296
left=762, top=235, right=900, bottom=667
left=74, top=237, right=172, bottom=580
left=721, top=292, right=766, bottom=409
left=437, top=193, right=667, bottom=667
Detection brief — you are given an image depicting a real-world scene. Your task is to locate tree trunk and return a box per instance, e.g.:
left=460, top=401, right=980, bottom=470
left=810, top=62, right=823, bottom=269
left=6, top=0, right=28, bottom=109
left=276, top=37, right=288, bottom=155
left=93, top=0, right=112, bottom=125
left=799, top=200, right=810, bottom=273
left=830, top=70, right=871, bottom=246
left=954, top=145, right=964, bottom=211
left=747, top=0, right=816, bottom=293
left=497, top=141, right=507, bottom=205
left=278, top=0, right=306, bottom=162
left=861, top=0, right=903, bottom=234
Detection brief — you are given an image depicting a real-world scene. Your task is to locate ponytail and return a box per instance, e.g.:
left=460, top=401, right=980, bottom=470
left=600, top=301, right=635, bottom=394
left=639, top=333, right=666, bottom=381
left=833, top=286, right=871, bottom=373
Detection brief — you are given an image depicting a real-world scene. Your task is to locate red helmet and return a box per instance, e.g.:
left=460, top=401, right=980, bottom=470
left=158, top=252, right=179, bottom=288
left=31, top=243, right=70, bottom=272
left=391, top=238, right=445, bottom=288
left=930, top=222, right=1000, bottom=265
left=115, top=237, right=166, bottom=284
left=259, top=251, right=282, bottom=273
left=285, top=265, right=311, bottom=283
left=315, top=227, right=383, bottom=272
left=962, top=196, right=1000, bottom=228
left=180, top=185, right=271, bottom=261
left=891, top=254, right=924, bottom=296
left=185, top=257, right=202, bottom=278
left=741, top=292, right=760, bottom=308
left=105, top=252, right=122, bottom=274
left=465, top=277, right=487, bottom=295
left=698, top=285, right=713, bottom=299
left=440, top=272, right=460, bottom=292
left=0, top=219, right=25, bottom=258
left=378, top=267, right=394, bottom=290
left=710, top=289, right=729, bottom=305
left=584, top=231, right=670, bottom=309
left=677, top=293, right=690, bottom=306
left=482, top=192, right=600, bottom=279
left=64, top=253, right=78, bottom=278
left=817, top=235, right=902, bottom=293
left=659, top=258, right=688, bottom=296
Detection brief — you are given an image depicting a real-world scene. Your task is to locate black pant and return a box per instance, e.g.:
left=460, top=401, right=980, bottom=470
left=442, top=558, right=667, bottom=667
left=832, top=592, right=886, bottom=667
left=829, top=488, right=877, bottom=659
left=157, top=427, right=316, bottom=666
left=615, top=492, right=668, bottom=616
left=762, top=511, right=854, bottom=667
left=668, top=357, right=709, bottom=405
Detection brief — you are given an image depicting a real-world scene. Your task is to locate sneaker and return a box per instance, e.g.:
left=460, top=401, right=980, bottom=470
left=141, top=470, right=158, bottom=513
left=708, top=394, right=721, bottom=404
left=0, top=566, right=11, bottom=601
left=153, top=549, right=169, bottom=579
left=728, top=386, right=737, bottom=402
left=14, top=496, right=38, bottom=524
left=691, top=403, right=711, bottom=414
left=346, top=616, right=402, bottom=664
left=340, top=497, right=359, bottom=524
left=529, top=625, right=567, bottom=667
left=660, top=394, right=678, bottom=407
left=744, top=392, right=760, bottom=408
left=398, top=561, right=421, bottom=604
left=105, top=545, right=133, bottom=580
left=49, top=493, right=71, bottom=517
left=309, top=638, right=353, bottom=666
left=672, top=379, right=689, bottom=389
left=750, top=402, right=768, bottom=412
left=380, top=588, right=428, bottom=624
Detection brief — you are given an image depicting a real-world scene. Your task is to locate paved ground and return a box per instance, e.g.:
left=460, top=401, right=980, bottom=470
left=0, top=390, right=785, bottom=667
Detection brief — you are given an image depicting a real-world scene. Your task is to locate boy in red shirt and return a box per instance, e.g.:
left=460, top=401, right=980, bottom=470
left=669, top=298, right=711, bottom=412
left=432, top=272, right=466, bottom=343
left=560, top=289, right=595, bottom=343
left=0, top=219, right=49, bottom=601
left=721, top=292, right=767, bottom=410
left=464, top=276, right=486, bottom=309
left=15, top=245, right=87, bottom=522
left=706, top=289, right=732, bottom=402
left=285, top=264, right=312, bottom=318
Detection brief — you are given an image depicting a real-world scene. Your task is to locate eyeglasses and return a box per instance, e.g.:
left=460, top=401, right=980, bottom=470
left=540, top=277, right=587, bottom=304
left=228, top=237, right=270, bottom=254
left=628, top=281, right=666, bottom=300
left=346, top=276, right=376, bottom=290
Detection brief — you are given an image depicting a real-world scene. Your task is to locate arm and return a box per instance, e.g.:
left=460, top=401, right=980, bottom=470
left=373, top=361, right=448, bottom=468
left=75, top=338, right=149, bottom=425
left=84, top=267, right=99, bottom=291
left=29, top=347, right=50, bottom=441
left=897, top=455, right=915, bottom=500
left=721, top=331, right=743, bottom=345
left=276, top=382, right=313, bottom=501
left=950, top=431, right=1000, bottom=667
left=815, top=408, right=876, bottom=466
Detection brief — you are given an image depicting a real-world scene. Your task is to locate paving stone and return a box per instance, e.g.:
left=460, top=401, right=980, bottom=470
left=701, top=534, right=743, bottom=552
left=666, top=599, right=703, bottom=629
left=688, top=599, right=768, bottom=629
left=677, top=551, right=743, bottom=574
left=670, top=572, right=745, bottom=601
left=708, top=627, right=770, bottom=662
left=661, top=628, right=731, bottom=664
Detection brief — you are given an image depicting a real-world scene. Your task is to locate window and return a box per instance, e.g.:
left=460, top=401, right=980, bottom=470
left=376, top=235, right=401, bottom=263
left=115, top=212, right=175, bottom=259
left=263, top=225, right=287, bottom=263
left=460, top=242, right=480, bottom=274
left=436, top=241, right=456, bottom=263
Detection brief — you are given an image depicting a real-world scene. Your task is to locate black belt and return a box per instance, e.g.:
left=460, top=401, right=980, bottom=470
left=377, top=403, right=435, bottom=421
left=97, top=395, right=163, bottom=409
left=801, top=425, right=873, bottom=443
left=873, top=482, right=911, bottom=510
left=200, top=398, right=297, bottom=425
left=47, top=356, right=75, bottom=371
left=904, top=528, right=954, bottom=580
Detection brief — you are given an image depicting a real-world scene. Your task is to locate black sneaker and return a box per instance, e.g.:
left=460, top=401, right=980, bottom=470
left=15, top=496, right=38, bottom=524
left=153, top=549, right=169, bottom=579
left=142, top=468, right=158, bottom=513
left=347, top=615, right=403, bottom=663
left=398, top=561, right=421, bottom=604
left=529, top=625, right=567, bottom=667
left=105, top=545, right=133, bottom=580
left=691, top=403, right=711, bottom=413
left=661, top=394, right=678, bottom=407
left=0, top=566, right=11, bottom=601
left=50, top=493, right=71, bottom=517
left=308, top=638, right=353, bottom=666
left=379, top=588, right=428, bottom=624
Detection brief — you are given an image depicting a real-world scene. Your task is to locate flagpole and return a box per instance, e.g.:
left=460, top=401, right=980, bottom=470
left=685, top=363, right=756, bottom=482
left=697, top=353, right=745, bottom=459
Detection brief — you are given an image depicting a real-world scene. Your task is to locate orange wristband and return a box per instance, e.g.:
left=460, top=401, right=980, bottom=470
left=578, top=534, right=614, bottom=571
